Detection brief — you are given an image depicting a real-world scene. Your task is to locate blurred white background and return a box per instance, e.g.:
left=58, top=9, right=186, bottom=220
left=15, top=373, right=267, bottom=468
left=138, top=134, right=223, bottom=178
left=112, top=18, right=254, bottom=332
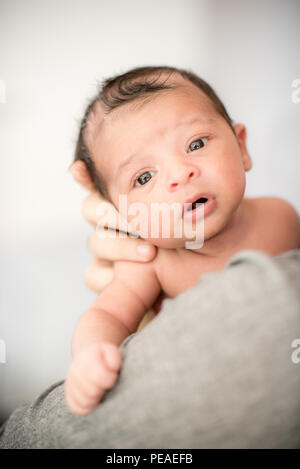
left=0, top=0, right=299, bottom=422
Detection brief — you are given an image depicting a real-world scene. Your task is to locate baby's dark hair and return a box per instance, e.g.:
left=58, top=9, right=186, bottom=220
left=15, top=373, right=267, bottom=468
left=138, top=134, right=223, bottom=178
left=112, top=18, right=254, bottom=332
left=74, top=65, right=234, bottom=200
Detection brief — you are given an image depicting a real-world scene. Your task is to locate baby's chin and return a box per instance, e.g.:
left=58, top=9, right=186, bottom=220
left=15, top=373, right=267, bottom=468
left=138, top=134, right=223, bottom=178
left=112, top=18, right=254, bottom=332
left=138, top=221, right=224, bottom=250
left=134, top=222, right=208, bottom=249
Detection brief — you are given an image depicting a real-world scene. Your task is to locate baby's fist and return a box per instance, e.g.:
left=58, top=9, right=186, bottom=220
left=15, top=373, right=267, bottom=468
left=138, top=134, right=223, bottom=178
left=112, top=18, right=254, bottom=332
left=64, top=342, right=122, bottom=416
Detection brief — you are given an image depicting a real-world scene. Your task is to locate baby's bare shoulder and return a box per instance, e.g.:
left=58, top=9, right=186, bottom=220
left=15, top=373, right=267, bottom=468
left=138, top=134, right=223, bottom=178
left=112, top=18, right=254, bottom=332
left=251, top=196, right=300, bottom=248
left=253, top=196, right=299, bottom=219
left=154, top=246, right=205, bottom=298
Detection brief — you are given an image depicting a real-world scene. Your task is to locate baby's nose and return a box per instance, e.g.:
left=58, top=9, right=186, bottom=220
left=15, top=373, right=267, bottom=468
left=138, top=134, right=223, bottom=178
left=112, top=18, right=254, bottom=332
left=167, top=164, right=200, bottom=191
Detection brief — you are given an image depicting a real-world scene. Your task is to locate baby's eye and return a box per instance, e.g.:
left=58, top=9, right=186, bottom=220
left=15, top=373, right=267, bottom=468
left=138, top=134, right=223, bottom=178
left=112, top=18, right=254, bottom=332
left=134, top=170, right=155, bottom=187
left=188, top=137, right=208, bottom=153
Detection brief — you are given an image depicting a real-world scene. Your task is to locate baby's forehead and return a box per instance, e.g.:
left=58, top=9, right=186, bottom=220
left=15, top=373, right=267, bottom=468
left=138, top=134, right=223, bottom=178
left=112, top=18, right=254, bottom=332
left=83, top=100, right=106, bottom=152
left=84, top=74, right=203, bottom=136
left=84, top=79, right=216, bottom=162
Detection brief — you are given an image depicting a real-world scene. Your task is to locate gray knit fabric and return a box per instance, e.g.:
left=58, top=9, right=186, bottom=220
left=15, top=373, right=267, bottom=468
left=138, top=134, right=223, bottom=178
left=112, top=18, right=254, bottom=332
left=0, top=249, right=299, bottom=448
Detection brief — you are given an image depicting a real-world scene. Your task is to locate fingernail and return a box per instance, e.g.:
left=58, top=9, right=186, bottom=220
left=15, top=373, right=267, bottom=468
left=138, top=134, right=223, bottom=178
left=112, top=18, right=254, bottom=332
left=137, top=244, right=152, bottom=257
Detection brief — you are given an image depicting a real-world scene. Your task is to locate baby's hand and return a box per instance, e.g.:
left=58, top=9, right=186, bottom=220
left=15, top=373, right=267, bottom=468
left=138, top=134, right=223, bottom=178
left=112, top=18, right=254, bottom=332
left=64, top=342, right=122, bottom=416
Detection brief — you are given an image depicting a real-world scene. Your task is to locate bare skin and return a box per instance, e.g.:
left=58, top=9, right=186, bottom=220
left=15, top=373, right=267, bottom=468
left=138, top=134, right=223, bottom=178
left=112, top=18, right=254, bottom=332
left=66, top=80, right=300, bottom=416
left=70, top=160, right=163, bottom=306
left=71, top=160, right=157, bottom=288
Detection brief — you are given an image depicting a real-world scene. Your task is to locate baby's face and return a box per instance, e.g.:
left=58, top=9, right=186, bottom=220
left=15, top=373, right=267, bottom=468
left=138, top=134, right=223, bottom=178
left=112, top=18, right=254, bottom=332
left=90, top=81, right=251, bottom=249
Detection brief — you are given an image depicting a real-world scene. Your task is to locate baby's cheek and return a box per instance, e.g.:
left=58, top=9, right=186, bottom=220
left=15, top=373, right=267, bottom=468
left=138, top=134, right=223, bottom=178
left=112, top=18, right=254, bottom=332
left=231, top=170, right=246, bottom=200
left=126, top=203, right=152, bottom=238
left=217, top=158, right=246, bottom=200
left=126, top=204, right=185, bottom=246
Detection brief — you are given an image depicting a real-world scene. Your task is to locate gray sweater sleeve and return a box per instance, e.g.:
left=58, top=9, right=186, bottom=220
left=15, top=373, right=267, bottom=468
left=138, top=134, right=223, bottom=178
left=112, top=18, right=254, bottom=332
left=1, top=249, right=300, bottom=449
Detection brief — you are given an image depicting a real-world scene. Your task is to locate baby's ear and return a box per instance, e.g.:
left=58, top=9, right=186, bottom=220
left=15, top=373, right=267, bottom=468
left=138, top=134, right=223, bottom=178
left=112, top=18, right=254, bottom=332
left=233, top=123, right=252, bottom=172
left=70, top=160, right=97, bottom=191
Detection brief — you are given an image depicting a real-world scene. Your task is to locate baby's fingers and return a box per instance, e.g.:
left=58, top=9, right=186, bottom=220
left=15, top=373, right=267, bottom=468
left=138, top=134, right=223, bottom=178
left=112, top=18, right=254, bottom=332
left=64, top=344, right=121, bottom=415
left=64, top=376, right=106, bottom=416
left=100, top=342, right=122, bottom=372
left=65, top=364, right=114, bottom=416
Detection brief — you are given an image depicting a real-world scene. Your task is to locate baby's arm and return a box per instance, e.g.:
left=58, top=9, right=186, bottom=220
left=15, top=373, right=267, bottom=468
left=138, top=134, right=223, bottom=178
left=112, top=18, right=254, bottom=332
left=65, top=259, right=161, bottom=415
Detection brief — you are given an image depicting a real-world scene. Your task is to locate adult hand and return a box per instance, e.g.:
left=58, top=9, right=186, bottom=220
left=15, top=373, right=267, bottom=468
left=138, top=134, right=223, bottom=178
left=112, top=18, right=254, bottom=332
left=71, top=161, right=164, bottom=318
left=71, top=160, right=157, bottom=292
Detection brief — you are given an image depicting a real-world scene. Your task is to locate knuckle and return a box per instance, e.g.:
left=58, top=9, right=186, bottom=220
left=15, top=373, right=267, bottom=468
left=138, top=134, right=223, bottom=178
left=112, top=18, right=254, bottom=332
left=88, top=232, right=102, bottom=257
left=94, top=371, right=117, bottom=390
left=105, top=371, right=119, bottom=389
left=84, top=266, right=93, bottom=287
left=69, top=401, right=91, bottom=416
left=87, top=233, right=95, bottom=250
left=84, top=386, right=101, bottom=400
left=82, top=194, right=98, bottom=224
left=81, top=194, right=91, bottom=217
left=84, top=266, right=104, bottom=293
left=65, top=390, right=83, bottom=415
left=84, top=261, right=98, bottom=281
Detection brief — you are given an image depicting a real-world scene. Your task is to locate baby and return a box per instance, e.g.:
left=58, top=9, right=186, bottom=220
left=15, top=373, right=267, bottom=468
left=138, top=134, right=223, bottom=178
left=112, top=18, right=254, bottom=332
left=65, top=66, right=300, bottom=415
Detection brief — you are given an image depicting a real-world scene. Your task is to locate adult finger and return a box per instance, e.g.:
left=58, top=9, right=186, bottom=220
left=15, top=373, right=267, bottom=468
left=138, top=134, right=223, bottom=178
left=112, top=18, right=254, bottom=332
left=88, top=231, right=157, bottom=263
left=84, top=260, right=114, bottom=293
left=82, top=192, right=130, bottom=233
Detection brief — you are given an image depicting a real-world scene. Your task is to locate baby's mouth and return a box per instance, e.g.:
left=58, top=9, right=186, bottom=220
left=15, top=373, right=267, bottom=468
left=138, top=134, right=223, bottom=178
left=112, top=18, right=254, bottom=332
left=187, top=197, right=209, bottom=210
left=182, top=194, right=212, bottom=216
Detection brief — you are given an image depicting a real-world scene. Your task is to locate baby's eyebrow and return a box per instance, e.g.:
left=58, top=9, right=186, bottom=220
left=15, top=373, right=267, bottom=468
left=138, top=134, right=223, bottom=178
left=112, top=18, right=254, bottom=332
left=116, top=115, right=214, bottom=177
left=117, top=153, right=145, bottom=176
left=177, top=115, right=215, bottom=129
